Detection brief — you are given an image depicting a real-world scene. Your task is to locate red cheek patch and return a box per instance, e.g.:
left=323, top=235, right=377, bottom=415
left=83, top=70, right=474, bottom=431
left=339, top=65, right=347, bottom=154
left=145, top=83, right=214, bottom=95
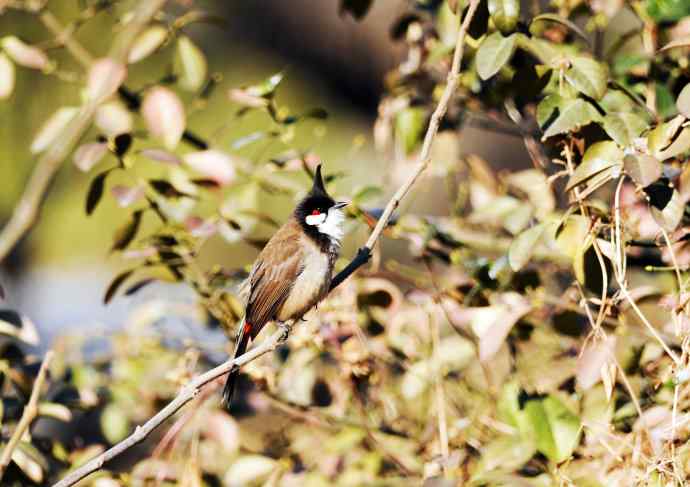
left=311, top=210, right=320, bottom=215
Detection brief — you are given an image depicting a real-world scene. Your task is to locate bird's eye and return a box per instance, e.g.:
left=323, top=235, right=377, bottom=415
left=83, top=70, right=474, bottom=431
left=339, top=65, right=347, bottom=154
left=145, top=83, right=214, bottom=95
left=311, top=209, right=321, bottom=215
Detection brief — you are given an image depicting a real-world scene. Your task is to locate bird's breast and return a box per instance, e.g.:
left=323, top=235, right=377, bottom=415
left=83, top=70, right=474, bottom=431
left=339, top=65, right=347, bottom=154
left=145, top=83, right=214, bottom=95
left=277, top=238, right=335, bottom=321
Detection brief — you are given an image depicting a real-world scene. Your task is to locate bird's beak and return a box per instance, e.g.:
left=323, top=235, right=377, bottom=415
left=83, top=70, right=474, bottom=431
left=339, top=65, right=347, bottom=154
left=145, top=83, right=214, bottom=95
left=333, top=201, right=348, bottom=210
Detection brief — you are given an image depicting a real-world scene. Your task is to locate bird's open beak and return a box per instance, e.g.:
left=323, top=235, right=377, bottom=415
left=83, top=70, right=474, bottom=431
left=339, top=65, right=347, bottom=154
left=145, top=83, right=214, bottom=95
left=333, top=201, right=348, bottom=210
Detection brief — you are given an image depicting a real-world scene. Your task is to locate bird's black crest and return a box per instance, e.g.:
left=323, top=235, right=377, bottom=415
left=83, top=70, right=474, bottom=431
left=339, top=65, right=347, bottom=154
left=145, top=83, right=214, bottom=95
left=295, top=164, right=336, bottom=248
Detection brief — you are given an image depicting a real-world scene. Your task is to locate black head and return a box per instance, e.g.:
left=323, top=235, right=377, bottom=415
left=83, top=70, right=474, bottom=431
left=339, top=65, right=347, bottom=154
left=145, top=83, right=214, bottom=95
left=295, top=165, right=347, bottom=244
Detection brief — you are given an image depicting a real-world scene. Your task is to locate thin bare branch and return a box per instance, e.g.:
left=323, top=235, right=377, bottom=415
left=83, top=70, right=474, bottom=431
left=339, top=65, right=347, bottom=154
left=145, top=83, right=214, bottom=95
left=0, top=350, right=54, bottom=480
left=52, top=328, right=286, bottom=487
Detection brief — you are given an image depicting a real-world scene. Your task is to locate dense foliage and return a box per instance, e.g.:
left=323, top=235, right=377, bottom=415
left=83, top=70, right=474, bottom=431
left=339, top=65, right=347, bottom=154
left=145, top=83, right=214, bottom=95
left=3, top=0, right=690, bottom=485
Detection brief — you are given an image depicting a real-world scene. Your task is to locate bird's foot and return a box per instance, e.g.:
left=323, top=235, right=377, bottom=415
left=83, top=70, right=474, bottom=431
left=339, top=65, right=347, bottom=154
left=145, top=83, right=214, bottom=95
left=277, top=321, right=293, bottom=342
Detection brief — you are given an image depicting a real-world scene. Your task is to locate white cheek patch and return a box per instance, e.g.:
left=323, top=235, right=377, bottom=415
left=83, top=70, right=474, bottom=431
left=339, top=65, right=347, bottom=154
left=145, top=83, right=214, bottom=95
left=317, top=208, right=345, bottom=242
left=306, top=213, right=327, bottom=226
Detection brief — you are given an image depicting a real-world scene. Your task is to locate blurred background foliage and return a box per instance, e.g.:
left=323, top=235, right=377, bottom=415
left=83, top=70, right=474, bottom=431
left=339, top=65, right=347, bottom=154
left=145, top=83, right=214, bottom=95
left=3, top=0, right=690, bottom=486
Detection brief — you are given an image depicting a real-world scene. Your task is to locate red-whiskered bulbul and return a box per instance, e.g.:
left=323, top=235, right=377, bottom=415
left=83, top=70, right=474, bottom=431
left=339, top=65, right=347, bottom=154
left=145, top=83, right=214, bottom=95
left=222, top=165, right=347, bottom=406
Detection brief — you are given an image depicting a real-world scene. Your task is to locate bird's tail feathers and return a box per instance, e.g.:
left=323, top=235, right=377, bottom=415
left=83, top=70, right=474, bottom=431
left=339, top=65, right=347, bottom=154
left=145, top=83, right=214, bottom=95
left=221, top=319, right=252, bottom=409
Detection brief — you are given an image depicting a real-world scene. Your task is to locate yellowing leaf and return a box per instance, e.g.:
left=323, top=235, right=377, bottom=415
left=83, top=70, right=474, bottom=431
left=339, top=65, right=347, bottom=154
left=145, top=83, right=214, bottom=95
left=565, top=141, right=622, bottom=192
left=509, top=223, right=547, bottom=271
left=175, top=35, right=207, bottom=92
left=128, top=25, right=168, bottom=64
left=0, top=52, right=14, bottom=100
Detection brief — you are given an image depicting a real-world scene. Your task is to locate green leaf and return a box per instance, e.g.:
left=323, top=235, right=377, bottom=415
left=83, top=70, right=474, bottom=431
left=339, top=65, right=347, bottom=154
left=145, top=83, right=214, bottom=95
left=85, top=169, right=111, bottom=216
left=676, top=83, right=690, bottom=118
left=353, top=185, right=383, bottom=204
left=488, top=0, right=520, bottom=34
left=646, top=0, right=690, bottom=22
left=555, top=214, right=589, bottom=259
left=100, top=404, right=131, bottom=444
left=564, top=56, right=608, bottom=100
left=525, top=395, right=581, bottom=463
left=508, top=223, right=547, bottom=271
left=656, top=83, right=676, bottom=118
left=476, top=32, right=517, bottom=80
left=111, top=210, right=143, bottom=252
left=175, top=35, right=207, bottom=92
left=624, top=153, right=662, bottom=187
left=566, top=141, right=623, bottom=192
left=539, top=96, right=601, bottom=139
left=515, top=33, right=560, bottom=65
left=530, top=13, right=589, bottom=44
left=246, top=72, right=283, bottom=98
left=648, top=115, right=684, bottom=157
left=601, top=112, right=648, bottom=147
left=103, top=269, right=134, bottom=304
left=395, top=107, right=426, bottom=154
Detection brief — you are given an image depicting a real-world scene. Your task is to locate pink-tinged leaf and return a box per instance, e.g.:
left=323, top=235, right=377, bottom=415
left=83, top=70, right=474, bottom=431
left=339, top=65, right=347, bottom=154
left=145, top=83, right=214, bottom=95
left=185, top=216, right=218, bottom=237
left=228, top=88, right=268, bottom=108
left=576, top=335, right=616, bottom=390
left=87, top=58, right=127, bottom=103
left=128, top=25, right=168, bottom=64
left=472, top=293, right=531, bottom=362
left=0, top=52, right=14, bottom=99
left=202, top=411, right=240, bottom=453
left=95, top=101, right=133, bottom=137
left=139, top=148, right=182, bottom=165
left=123, top=247, right=157, bottom=260
left=142, top=86, right=185, bottom=150
left=30, top=107, right=78, bottom=154
left=74, top=142, right=108, bottom=172
left=183, top=150, right=236, bottom=185
left=1, top=36, right=50, bottom=70
left=111, top=184, right=145, bottom=208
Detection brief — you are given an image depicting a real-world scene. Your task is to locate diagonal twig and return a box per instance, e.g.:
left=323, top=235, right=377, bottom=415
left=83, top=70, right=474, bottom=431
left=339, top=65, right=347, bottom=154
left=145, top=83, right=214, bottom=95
left=0, top=350, right=54, bottom=481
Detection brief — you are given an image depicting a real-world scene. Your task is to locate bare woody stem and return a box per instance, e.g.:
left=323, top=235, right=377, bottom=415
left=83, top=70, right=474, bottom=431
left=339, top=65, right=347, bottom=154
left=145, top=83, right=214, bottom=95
left=52, top=329, right=287, bottom=487
left=52, top=3, right=480, bottom=486
left=0, top=350, right=54, bottom=481
left=0, top=0, right=168, bottom=262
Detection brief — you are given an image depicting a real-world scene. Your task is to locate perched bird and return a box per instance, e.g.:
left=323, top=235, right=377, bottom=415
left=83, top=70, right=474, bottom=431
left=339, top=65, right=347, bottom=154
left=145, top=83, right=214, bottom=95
left=222, top=165, right=347, bottom=407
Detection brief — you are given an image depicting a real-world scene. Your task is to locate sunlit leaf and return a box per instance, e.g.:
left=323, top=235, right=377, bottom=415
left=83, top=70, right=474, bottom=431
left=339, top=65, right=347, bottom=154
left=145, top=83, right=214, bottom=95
left=128, top=25, right=168, bottom=64
left=525, top=395, right=581, bottom=463
left=1, top=36, right=49, bottom=70
left=111, top=210, right=143, bottom=252
left=0, top=309, right=39, bottom=345
left=74, top=142, right=108, bottom=172
left=509, top=223, right=547, bottom=271
left=539, top=96, right=601, bottom=139
left=246, top=72, right=283, bottom=98
left=103, top=269, right=134, bottom=304
left=86, top=58, right=127, bottom=103
left=564, top=56, right=608, bottom=100
left=111, top=184, right=144, bottom=208
left=224, top=455, right=277, bottom=487
left=100, top=403, right=131, bottom=443
left=648, top=114, right=684, bottom=158
left=623, top=153, right=662, bottom=187
left=601, top=112, right=647, bottom=147
left=142, top=86, right=185, bottom=150
left=658, top=36, right=690, bottom=52
left=12, top=442, right=46, bottom=483
left=175, top=35, right=207, bottom=92
left=38, top=402, right=72, bottom=422
left=555, top=214, right=589, bottom=259
left=650, top=187, right=683, bottom=231
left=0, top=52, right=14, bottom=100
left=395, top=106, right=426, bottom=154
left=183, top=150, right=237, bottom=185
left=139, top=148, right=182, bottom=165
left=488, top=0, right=519, bottom=33
left=476, top=32, right=517, bottom=80
left=565, top=141, right=622, bottom=191
left=30, top=107, right=78, bottom=154
left=95, top=101, right=133, bottom=137
left=472, top=293, right=531, bottom=361
left=677, top=83, right=690, bottom=118
left=576, top=336, right=616, bottom=390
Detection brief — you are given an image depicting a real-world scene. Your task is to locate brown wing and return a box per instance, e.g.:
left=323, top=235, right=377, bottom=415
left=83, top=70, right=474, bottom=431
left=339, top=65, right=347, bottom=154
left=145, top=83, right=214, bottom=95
left=245, top=220, right=304, bottom=335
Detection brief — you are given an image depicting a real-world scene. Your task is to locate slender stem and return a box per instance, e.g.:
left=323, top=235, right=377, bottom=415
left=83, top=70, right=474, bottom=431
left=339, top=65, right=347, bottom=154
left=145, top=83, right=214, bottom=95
left=0, top=351, right=54, bottom=480
left=52, top=328, right=286, bottom=487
